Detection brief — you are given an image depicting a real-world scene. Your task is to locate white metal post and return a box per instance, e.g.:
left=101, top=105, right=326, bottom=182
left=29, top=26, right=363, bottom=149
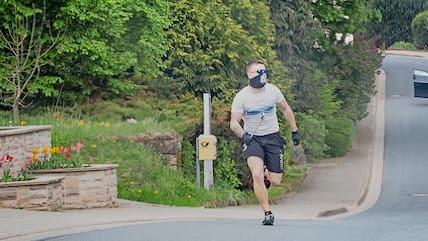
left=195, top=137, right=200, bottom=189
left=203, top=93, right=214, bottom=190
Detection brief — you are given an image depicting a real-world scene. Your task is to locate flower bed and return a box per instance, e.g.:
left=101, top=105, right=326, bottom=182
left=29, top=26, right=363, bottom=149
left=0, top=176, right=64, bottom=211
left=30, top=164, right=118, bottom=209
left=1, top=126, right=118, bottom=210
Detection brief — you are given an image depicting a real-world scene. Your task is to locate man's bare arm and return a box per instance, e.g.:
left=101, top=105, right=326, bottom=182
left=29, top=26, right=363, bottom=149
left=277, top=98, right=298, bottom=131
left=230, top=112, right=245, bottom=138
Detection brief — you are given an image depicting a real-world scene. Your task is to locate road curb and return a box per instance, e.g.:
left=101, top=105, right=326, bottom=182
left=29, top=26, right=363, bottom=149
left=316, top=68, right=386, bottom=219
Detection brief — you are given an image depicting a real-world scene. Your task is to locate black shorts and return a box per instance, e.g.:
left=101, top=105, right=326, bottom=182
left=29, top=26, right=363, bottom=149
left=244, top=132, right=286, bottom=173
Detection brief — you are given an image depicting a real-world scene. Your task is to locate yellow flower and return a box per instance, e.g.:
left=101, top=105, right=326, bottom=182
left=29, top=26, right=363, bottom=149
left=78, top=120, right=84, bottom=126
left=50, top=147, right=60, bottom=154
left=20, top=120, right=28, bottom=125
left=32, top=148, right=39, bottom=155
left=138, top=189, right=142, bottom=193
left=105, top=121, right=110, bottom=127
left=91, top=144, right=97, bottom=149
left=32, top=156, right=39, bottom=162
left=41, top=147, right=49, bottom=153
left=129, top=181, right=135, bottom=185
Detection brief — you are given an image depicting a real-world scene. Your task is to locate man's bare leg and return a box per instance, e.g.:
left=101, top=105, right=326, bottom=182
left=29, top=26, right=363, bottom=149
left=247, top=156, right=270, bottom=212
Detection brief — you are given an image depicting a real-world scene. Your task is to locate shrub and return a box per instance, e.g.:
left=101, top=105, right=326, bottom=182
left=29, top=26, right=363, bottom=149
left=214, top=137, right=241, bottom=189
left=294, top=112, right=329, bottom=161
left=412, top=10, right=428, bottom=49
left=390, top=41, right=416, bottom=50
left=179, top=139, right=197, bottom=182
left=324, top=117, right=355, bottom=157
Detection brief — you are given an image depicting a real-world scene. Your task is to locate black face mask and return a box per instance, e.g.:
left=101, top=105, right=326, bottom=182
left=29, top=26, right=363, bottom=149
left=249, top=69, right=268, bottom=88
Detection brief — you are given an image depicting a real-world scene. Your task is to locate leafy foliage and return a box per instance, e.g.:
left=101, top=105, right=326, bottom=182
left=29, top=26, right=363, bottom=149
left=390, top=41, right=417, bottom=50
left=52, top=0, right=173, bottom=101
left=0, top=0, right=63, bottom=122
left=214, top=137, right=241, bottom=189
left=163, top=0, right=279, bottom=98
left=311, top=0, right=380, bottom=41
left=294, top=112, right=328, bottom=160
left=324, top=117, right=355, bottom=157
left=322, top=34, right=382, bottom=121
left=412, top=10, right=428, bottom=49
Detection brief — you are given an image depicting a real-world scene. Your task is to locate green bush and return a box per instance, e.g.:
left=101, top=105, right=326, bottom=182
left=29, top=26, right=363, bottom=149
left=412, top=10, right=428, bottom=49
left=295, top=112, right=329, bottom=161
left=179, top=139, right=197, bottom=182
left=325, top=117, right=355, bottom=157
left=214, top=137, right=241, bottom=189
left=390, top=41, right=416, bottom=50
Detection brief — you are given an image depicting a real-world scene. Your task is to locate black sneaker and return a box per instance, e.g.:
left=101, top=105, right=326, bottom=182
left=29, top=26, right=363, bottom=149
left=262, top=213, right=274, bottom=225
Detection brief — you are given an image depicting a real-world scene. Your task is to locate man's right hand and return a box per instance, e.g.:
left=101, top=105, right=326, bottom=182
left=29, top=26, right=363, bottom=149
left=241, top=132, right=252, bottom=146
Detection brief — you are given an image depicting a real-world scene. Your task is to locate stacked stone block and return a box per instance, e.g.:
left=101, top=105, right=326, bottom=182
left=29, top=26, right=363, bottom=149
left=30, top=164, right=118, bottom=209
left=0, top=176, right=64, bottom=211
left=130, top=132, right=182, bottom=169
left=0, top=126, right=52, bottom=177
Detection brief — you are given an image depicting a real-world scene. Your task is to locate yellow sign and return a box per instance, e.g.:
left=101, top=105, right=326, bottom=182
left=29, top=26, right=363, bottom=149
left=198, top=134, right=217, bottom=160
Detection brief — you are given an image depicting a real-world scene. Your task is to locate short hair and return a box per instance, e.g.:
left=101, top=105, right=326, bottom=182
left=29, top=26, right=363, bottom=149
left=246, top=60, right=265, bottom=73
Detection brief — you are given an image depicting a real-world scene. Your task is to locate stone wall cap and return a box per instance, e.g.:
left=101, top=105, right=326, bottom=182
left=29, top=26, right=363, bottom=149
left=0, top=125, right=53, bottom=137
left=0, top=176, right=64, bottom=187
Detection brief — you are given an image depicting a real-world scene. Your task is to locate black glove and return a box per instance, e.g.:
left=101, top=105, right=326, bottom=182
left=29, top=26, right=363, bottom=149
left=291, top=130, right=300, bottom=146
left=241, top=132, right=252, bottom=146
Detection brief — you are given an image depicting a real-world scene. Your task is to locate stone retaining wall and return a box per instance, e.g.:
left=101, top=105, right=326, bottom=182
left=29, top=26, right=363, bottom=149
left=0, top=126, right=52, bottom=177
left=129, top=132, right=182, bottom=169
left=0, top=176, right=64, bottom=211
left=30, top=164, right=118, bottom=209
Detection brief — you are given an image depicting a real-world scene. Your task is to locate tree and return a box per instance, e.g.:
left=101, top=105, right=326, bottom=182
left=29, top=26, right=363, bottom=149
left=323, top=34, right=382, bottom=121
left=311, top=0, right=380, bottom=42
left=412, top=10, right=428, bottom=49
left=269, top=0, right=325, bottom=112
left=370, top=0, right=428, bottom=48
left=0, top=0, right=62, bottom=122
left=52, top=0, right=173, bottom=101
left=162, top=0, right=281, bottom=98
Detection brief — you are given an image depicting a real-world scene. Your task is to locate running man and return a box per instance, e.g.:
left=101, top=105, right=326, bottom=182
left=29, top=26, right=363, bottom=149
left=230, top=60, right=300, bottom=225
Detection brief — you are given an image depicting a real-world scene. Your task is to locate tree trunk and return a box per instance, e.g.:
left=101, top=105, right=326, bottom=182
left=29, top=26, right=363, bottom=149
left=12, top=100, right=19, bottom=124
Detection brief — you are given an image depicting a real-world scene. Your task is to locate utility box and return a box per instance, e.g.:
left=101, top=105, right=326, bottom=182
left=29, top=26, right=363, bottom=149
left=198, top=134, right=217, bottom=160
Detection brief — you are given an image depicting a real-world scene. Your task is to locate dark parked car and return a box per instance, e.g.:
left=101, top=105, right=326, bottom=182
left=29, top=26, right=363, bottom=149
left=413, top=69, right=428, bottom=98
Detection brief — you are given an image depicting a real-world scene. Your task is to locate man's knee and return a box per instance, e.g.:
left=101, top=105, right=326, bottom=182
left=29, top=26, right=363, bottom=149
left=269, top=173, right=283, bottom=186
left=270, top=178, right=282, bottom=186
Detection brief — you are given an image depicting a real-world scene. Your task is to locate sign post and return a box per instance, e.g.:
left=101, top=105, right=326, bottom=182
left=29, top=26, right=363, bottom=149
left=202, top=93, right=214, bottom=190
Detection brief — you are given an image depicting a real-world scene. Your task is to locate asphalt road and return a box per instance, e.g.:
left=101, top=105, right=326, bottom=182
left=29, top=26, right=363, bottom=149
left=42, top=55, right=428, bottom=241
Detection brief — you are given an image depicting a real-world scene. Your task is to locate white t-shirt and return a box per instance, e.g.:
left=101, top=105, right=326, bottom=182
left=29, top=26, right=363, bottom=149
left=231, top=83, right=285, bottom=136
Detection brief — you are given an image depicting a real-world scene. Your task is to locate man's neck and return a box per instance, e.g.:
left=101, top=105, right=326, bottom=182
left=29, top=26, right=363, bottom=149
left=248, top=85, right=265, bottom=93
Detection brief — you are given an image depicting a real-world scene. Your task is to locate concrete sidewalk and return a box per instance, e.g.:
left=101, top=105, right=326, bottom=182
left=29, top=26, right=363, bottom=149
left=0, top=65, right=390, bottom=241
